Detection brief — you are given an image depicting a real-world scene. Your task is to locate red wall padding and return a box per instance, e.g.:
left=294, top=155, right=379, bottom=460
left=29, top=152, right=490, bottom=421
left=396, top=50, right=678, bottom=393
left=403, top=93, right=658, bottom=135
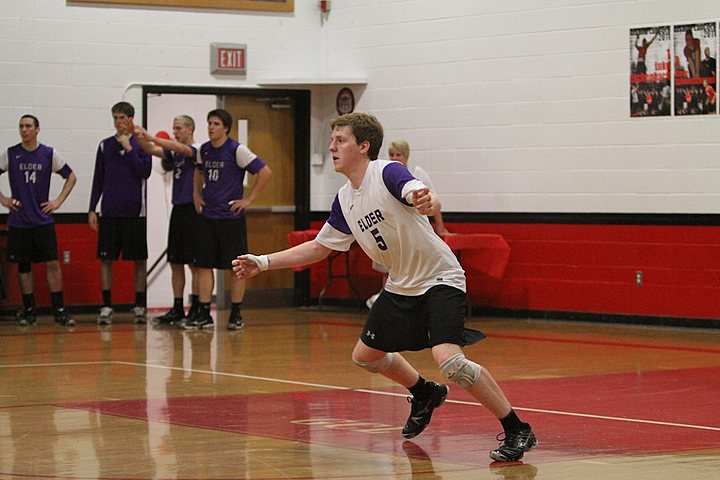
left=3, top=221, right=719, bottom=324
left=303, top=220, right=720, bottom=322
left=0, top=224, right=136, bottom=310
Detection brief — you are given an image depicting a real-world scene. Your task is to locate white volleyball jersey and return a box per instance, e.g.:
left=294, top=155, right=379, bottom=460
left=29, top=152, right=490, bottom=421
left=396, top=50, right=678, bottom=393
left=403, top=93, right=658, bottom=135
left=316, top=160, right=465, bottom=296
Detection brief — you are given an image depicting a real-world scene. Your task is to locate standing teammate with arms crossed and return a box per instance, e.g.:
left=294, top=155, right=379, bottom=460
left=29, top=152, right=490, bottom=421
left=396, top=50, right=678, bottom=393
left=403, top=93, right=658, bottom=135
left=88, top=102, right=152, bottom=325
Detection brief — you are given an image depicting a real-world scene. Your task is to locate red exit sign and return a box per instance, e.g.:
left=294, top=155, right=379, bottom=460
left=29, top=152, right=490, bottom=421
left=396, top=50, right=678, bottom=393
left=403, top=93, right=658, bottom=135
left=210, top=43, right=247, bottom=75
left=218, top=48, right=245, bottom=69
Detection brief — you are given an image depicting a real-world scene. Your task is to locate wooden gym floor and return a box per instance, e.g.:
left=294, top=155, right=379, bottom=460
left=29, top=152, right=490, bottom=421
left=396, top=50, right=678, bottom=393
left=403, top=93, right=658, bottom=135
left=0, top=307, right=719, bottom=479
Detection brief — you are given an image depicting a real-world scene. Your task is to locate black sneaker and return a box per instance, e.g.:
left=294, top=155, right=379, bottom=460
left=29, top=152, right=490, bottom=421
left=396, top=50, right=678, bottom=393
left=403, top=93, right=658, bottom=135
left=184, top=312, right=214, bottom=330
left=54, top=308, right=76, bottom=327
left=227, top=312, right=244, bottom=330
left=402, top=382, right=449, bottom=438
left=178, top=309, right=197, bottom=329
left=17, top=308, right=37, bottom=326
left=152, top=308, right=184, bottom=326
left=489, top=427, right=537, bottom=462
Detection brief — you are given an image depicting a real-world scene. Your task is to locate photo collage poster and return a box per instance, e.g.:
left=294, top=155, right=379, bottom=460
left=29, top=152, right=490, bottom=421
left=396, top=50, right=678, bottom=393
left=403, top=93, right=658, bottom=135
left=630, top=22, right=718, bottom=117
left=674, top=22, right=717, bottom=116
left=630, top=26, right=671, bottom=117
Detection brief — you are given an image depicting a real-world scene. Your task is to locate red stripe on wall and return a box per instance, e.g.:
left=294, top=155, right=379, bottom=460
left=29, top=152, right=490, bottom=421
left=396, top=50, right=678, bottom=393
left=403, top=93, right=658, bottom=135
left=0, top=224, right=136, bottom=310
left=305, top=220, right=720, bottom=323
left=3, top=221, right=718, bottom=325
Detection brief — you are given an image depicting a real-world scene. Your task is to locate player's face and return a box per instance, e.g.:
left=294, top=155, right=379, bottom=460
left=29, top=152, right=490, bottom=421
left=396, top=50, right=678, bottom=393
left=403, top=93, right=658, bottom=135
left=173, top=119, right=193, bottom=144
left=113, top=112, right=132, bottom=135
left=207, top=116, right=228, bottom=142
left=18, top=118, right=38, bottom=144
left=329, top=126, right=366, bottom=174
left=388, top=147, right=408, bottom=166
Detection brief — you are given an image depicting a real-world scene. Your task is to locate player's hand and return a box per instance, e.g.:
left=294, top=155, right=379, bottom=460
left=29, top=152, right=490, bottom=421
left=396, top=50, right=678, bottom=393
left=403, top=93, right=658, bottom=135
left=134, top=125, right=150, bottom=141
left=88, top=211, right=98, bottom=231
left=413, top=188, right=439, bottom=216
left=41, top=199, right=61, bottom=214
left=3, top=198, right=21, bottom=211
left=117, top=133, right=132, bottom=152
left=228, top=198, right=250, bottom=214
left=120, top=118, right=135, bottom=135
left=232, top=255, right=263, bottom=279
left=193, top=194, right=204, bottom=214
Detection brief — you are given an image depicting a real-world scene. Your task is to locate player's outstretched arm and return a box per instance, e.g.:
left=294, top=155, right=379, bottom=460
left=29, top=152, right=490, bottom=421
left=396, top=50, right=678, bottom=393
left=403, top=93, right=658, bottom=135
left=133, top=126, right=164, bottom=158
left=232, top=240, right=332, bottom=279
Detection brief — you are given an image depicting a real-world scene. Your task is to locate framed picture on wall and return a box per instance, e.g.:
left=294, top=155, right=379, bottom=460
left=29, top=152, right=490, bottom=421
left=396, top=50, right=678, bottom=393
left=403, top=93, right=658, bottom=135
left=71, top=0, right=293, bottom=12
left=629, top=25, right=671, bottom=117
left=673, top=22, right=717, bottom=115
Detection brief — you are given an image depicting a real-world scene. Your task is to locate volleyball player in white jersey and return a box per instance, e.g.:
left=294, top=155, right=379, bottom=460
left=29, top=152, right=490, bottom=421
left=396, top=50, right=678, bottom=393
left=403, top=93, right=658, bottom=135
left=232, top=112, right=536, bottom=462
left=366, top=139, right=449, bottom=308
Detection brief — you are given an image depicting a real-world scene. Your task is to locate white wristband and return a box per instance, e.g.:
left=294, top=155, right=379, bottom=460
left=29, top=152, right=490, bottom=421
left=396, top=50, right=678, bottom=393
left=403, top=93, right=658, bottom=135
left=245, top=254, right=269, bottom=271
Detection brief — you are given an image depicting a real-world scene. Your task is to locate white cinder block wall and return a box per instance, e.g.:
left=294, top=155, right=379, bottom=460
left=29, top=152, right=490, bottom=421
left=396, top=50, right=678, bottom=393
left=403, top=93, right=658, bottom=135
left=0, top=0, right=324, bottom=209
left=313, top=0, right=720, bottom=213
left=2, top=0, right=720, bottom=307
left=3, top=1, right=719, bottom=213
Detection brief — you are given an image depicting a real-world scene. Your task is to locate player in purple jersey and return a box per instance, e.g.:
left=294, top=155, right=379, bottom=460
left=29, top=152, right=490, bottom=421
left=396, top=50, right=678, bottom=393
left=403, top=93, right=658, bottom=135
left=88, top=102, right=152, bottom=326
left=0, top=115, right=77, bottom=327
left=232, top=113, right=536, bottom=463
left=188, top=108, right=272, bottom=331
left=134, top=117, right=201, bottom=326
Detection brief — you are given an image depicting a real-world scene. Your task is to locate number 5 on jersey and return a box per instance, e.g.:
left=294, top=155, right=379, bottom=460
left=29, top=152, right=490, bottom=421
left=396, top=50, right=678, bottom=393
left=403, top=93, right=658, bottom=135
left=371, top=228, right=387, bottom=250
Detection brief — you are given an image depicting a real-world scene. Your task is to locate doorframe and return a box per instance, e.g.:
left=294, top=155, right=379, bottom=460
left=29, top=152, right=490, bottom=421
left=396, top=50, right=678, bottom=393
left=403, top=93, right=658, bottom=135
left=142, top=84, right=312, bottom=304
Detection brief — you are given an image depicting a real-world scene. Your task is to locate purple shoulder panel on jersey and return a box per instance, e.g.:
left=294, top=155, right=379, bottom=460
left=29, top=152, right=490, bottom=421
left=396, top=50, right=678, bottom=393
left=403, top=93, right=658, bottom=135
left=246, top=156, right=266, bottom=175
left=381, top=161, right=415, bottom=206
left=327, top=195, right=352, bottom=235
left=56, top=164, right=72, bottom=179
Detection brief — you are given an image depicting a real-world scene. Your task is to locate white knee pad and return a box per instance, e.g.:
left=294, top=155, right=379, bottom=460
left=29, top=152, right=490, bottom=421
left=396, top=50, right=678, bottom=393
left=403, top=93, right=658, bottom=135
left=440, top=352, right=481, bottom=388
left=353, top=352, right=394, bottom=373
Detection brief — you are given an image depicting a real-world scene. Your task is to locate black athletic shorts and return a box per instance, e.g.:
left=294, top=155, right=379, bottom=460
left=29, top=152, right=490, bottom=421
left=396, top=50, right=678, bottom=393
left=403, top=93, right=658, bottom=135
left=361, top=284, right=485, bottom=352
left=97, top=217, right=148, bottom=261
left=193, top=215, right=248, bottom=270
left=166, top=203, right=199, bottom=265
left=7, top=224, right=58, bottom=264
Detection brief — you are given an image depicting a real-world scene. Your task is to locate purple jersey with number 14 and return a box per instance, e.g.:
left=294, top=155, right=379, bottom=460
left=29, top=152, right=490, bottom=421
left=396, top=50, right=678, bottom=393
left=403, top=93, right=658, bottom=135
left=0, top=143, right=73, bottom=228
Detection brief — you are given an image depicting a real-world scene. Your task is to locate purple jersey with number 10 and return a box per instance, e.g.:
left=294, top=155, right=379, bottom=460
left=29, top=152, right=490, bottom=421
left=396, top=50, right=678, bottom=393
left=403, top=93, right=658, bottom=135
left=196, top=138, right=266, bottom=220
left=0, top=143, right=73, bottom=229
